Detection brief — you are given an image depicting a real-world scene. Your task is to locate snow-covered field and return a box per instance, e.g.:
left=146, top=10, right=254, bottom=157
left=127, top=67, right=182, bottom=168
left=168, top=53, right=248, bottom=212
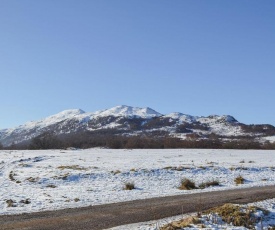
left=0, top=149, right=275, bottom=216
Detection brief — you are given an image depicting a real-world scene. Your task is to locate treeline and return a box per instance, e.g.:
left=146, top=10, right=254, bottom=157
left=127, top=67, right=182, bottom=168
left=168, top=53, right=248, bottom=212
left=3, top=131, right=275, bottom=150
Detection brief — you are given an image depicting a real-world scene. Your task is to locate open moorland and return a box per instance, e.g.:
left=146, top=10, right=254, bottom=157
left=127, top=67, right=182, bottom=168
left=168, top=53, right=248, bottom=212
left=0, top=148, right=275, bottom=216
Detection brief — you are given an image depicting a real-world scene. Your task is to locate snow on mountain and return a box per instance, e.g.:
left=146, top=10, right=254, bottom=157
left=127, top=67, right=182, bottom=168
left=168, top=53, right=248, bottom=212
left=164, top=113, right=197, bottom=123
left=0, top=105, right=274, bottom=147
left=25, top=109, right=86, bottom=128
left=93, top=105, right=162, bottom=119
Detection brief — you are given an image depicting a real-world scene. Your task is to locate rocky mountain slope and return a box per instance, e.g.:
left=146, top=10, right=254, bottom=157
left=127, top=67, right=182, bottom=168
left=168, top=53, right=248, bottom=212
left=0, top=105, right=274, bottom=147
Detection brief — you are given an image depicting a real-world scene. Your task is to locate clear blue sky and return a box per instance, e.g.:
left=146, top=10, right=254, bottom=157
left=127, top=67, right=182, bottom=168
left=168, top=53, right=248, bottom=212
left=0, top=0, right=274, bottom=129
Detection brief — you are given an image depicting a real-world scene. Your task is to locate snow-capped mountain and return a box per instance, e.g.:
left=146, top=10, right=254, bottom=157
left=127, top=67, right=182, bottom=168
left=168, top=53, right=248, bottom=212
left=0, top=105, right=274, bottom=147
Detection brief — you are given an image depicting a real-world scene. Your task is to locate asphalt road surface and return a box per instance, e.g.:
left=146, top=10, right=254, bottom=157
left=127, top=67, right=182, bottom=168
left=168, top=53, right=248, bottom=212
left=0, top=185, right=275, bottom=230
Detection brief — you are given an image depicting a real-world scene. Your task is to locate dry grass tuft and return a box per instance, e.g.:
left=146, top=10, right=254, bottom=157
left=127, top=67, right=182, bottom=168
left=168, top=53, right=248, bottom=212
left=6, top=199, right=16, bottom=207
left=198, top=180, right=220, bottom=189
left=46, top=184, right=57, bottom=188
left=57, top=165, right=86, bottom=170
left=20, top=199, right=31, bottom=204
left=204, top=203, right=268, bottom=229
left=9, top=171, right=21, bottom=183
left=26, top=177, right=39, bottom=183
left=160, top=216, right=201, bottom=230
left=9, top=171, right=16, bottom=181
left=53, top=173, right=70, bottom=180
left=124, top=182, right=135, bottom=190
left=178, top=178, right=197, bottom=190
left=111, top=170, right=121, bottom=175
left=234, top=175, right=245, bottom=185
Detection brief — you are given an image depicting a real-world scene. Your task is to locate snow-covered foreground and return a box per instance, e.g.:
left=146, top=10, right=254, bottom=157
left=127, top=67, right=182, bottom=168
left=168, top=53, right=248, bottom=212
left=0, top=149, right=275, bottom=215
left=109, top=198, right=275, bottom=230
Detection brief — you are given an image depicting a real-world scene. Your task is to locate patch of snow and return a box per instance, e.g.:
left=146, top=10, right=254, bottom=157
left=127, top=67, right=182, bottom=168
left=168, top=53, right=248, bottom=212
left=93, top=105, right=162, bottom=119
left=263, top=136, right=275, bottom=143
left=109, top=198, right=275, bottom=230
left=164, top=113, right=197, bottom=123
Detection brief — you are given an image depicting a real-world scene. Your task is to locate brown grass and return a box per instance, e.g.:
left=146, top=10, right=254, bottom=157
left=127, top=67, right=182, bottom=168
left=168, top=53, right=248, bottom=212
left=198, top=180, right=220, bottom=189
left=9, top=171, right=21, bottom=183
left=46, top=184, right=57, bottom=188
left=26, top=177, right=39, bottom=183
left=234, top=176, right=245, bottom=185
left=6, top=199, right=16, bottom=207
left=124, top=182, right=135, bottom=190
left=111, top=170, right=121, bottom=175
left=20, top=199, right=31, bottom=204
left=53, top=173, right=70, bottom=180
left=57, top=165, right=86, bottom=170
left=160, top=216, right=201, bottom=230
left=204, top=203, right=268, bottom=229
left=178, top=178, right=197, bottom=190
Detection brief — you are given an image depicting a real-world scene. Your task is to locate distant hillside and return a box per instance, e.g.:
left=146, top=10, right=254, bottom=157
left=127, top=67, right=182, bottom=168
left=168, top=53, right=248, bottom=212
left=0, top=105, right=275, bottom=149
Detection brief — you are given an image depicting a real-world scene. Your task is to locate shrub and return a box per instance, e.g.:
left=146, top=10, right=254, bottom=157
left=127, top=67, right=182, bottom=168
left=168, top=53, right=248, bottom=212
left=9, top=171, right=21, bottom=183
left=26, top=177, right=39, bottom=183
left=9, top=171, right=15, bottom=181
left=6, top=199, right=16, bottom=207
left=20, top=199, right=31, bottom=204
left=179, top=178, right=197, bottom=190
left=160, top=216, right=201, bottom=229
left=198, top=180, right=220, bottom=189
left=234, top=176, right=245, bottom=185
left=46, top=184, right=57, bottom=188
left=204, top=203, right=266, bottom=229
left=111, top=170, right=121, bottom=175
left=57, top=165, right=86, bottom=170
left=124, top=182, right=135, bottom=190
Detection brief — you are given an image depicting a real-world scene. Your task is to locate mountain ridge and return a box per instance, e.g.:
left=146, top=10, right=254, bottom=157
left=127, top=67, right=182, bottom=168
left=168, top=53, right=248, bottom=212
left=0, top=105, right=274, bottom=147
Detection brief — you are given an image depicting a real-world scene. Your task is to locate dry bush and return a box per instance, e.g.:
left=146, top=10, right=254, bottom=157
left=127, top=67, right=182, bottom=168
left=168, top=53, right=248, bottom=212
left=9, top=171, right=21, bottom=183
left=111, top=170, right=121, bottom=175
left=178, top=178, right=197, bottom=190
left=26, top=177, right=39, bottom=183
left=124, top=182, right=135, bottom=190
left=57, top=165, right=86, bottom=170
left=234, top=175, right=245, bottom=185
left=198, top=180, right=220, bottom=189
left=160, top=216, right=201, bottom=230
left=46, top=184, right=57, bottom=188
left=163, top=166, right=176, bottom=170
left=20, top=199, right=31, bottom=204
left=6, top=199, right=16, bottom=207
left=163, top=166, right=191, bottom=171
left=204, top=203, right=268, bottom=229
left=53, top=173, right=70, bottom=180
left=9, top=171, right=16, bottom=181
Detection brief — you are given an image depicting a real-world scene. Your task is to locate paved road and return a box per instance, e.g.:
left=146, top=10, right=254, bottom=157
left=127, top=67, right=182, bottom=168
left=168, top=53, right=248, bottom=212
left=0, top=186, right=275, bottom=230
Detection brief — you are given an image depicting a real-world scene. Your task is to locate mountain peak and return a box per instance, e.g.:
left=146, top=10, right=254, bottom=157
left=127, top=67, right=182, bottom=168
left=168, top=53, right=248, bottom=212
left=53, top=109, right=86, bottom=117
left=20, top=109, right=86, bottom=129
left=95, top=105, right=162, bottom=118
left=206, top=115, right=238, bottom=123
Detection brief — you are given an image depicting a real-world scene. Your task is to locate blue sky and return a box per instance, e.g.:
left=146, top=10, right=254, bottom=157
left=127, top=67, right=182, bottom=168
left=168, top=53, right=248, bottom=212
left=0, top=0, right=274, bottom=128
